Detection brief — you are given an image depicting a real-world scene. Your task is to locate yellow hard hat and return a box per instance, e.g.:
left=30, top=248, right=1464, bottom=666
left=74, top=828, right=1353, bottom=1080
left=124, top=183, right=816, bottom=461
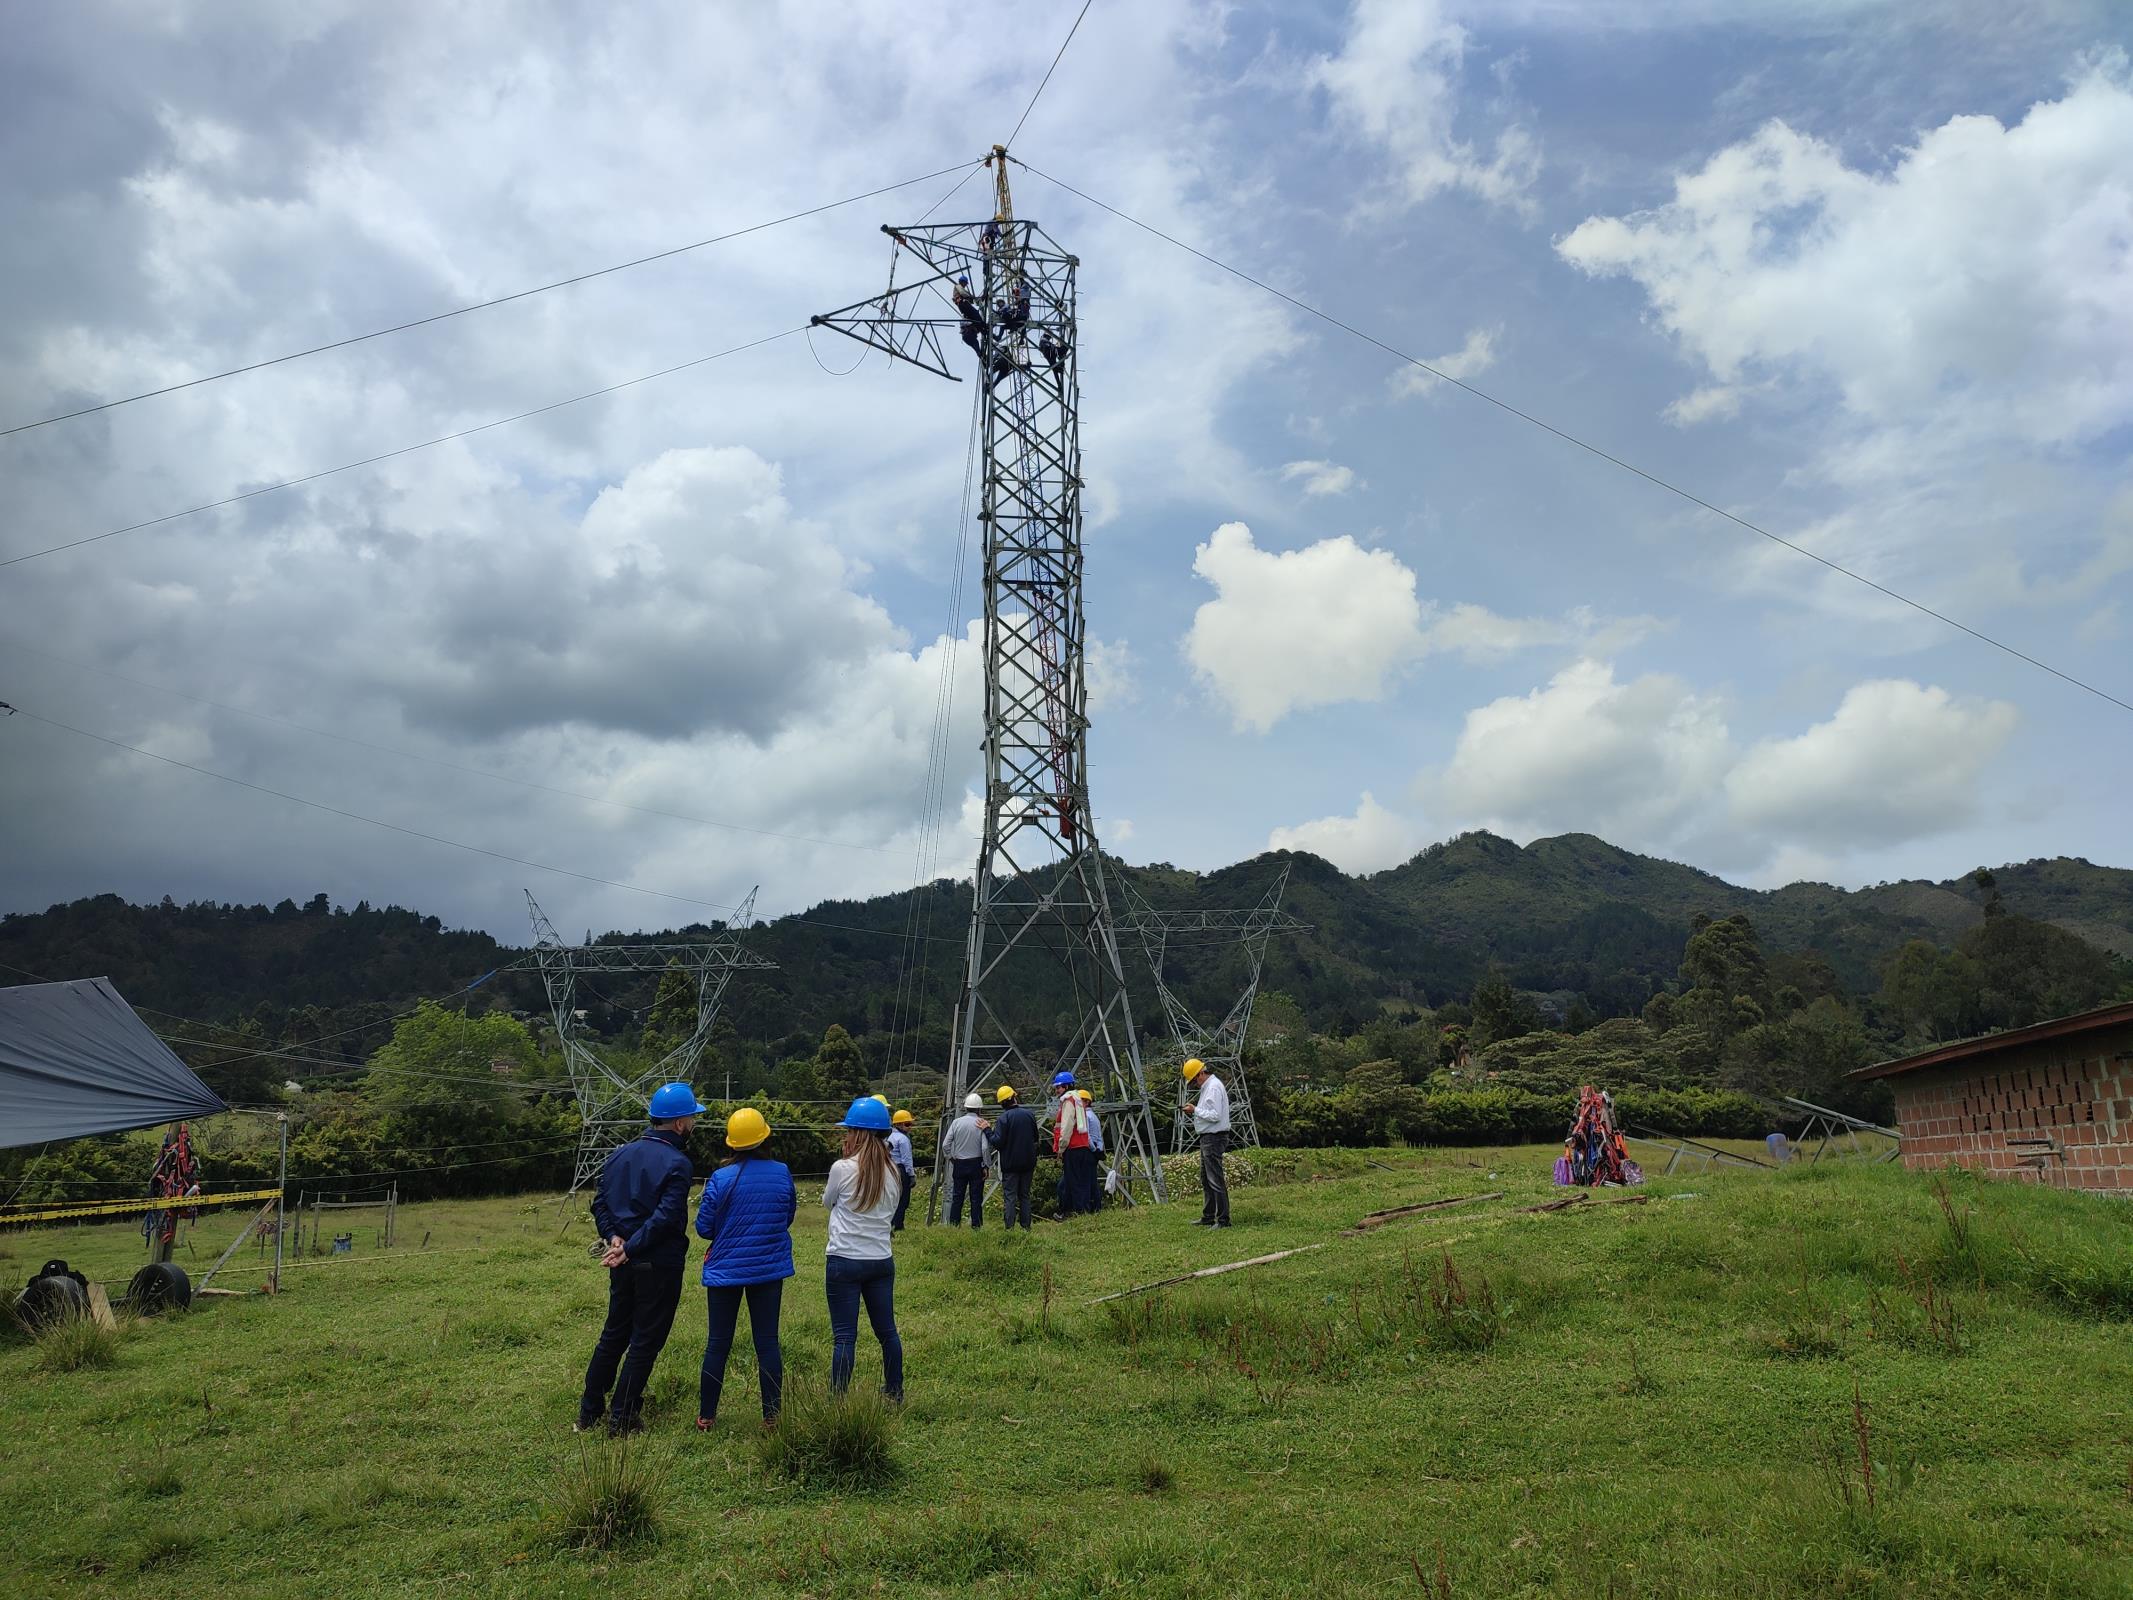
left=1182, top=1058, right=1206, bottom=1079
left=891, top=1109, right=915, bottom=1126
left=1075, top=1089, right=1093, bottom=1102
left=725, top=1107, right=770, bottom=1150
left=869, top=1093, right=890, bottom=1105
left=995, top=1084, right=1017, bottom=1104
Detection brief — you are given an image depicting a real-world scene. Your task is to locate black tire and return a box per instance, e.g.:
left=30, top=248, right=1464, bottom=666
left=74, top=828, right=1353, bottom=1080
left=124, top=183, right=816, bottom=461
left=127, top=1262, right=192, bottom=1316
left=17, top=1273, right=88, bottom=1330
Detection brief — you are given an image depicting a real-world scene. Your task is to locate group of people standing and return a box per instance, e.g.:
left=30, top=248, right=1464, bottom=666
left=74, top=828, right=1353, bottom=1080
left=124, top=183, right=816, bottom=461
left=577, top=1085, right=908, bottom=1436
left=575, top=1057, right=1237, bottom=1433
left=934, top=1057, right=1233, bottom=1228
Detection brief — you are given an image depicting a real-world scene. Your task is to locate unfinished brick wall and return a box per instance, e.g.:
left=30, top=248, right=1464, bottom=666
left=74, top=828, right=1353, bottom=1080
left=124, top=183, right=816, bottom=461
left=1892, top=1023, right=2133, bottom=1190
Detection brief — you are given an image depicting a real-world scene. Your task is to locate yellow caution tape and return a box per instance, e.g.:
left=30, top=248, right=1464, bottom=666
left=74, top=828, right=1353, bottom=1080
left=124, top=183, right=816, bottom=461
left=0, top=1187, right=283, bottom=1227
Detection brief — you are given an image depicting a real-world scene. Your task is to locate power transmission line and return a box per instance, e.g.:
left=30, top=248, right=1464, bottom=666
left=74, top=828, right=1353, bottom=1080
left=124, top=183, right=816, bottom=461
left=0, top=161, right=983, bottom=441
left=0, top=639, right=901, bottom=856
left=1016, top=160, right=2133, bottom=719
left=0, top=328, right=802, bottom=570
left=1007, top=0, right=1096, bottom=150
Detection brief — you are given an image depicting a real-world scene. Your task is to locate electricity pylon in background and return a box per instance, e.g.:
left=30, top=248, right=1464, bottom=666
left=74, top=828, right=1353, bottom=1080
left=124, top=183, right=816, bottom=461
left=1118, top=867, right=1307, bottom=1151
left=526, top=889, right=775, bottom=1198
left=813, top=146, right=1165, bottom=1216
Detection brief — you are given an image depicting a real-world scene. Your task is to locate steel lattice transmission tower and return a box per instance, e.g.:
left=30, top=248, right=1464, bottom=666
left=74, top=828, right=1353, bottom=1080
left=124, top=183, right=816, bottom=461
left=526, top=890, right=775, bottom=1197
left=1118, top=867, right=1308, bottom=1152
left=814, top=147, right=1165, bottom=1211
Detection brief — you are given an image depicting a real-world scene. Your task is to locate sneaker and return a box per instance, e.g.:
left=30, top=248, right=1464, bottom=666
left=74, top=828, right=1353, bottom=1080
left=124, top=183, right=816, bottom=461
left=695, top=1416, right=715, bottom=1432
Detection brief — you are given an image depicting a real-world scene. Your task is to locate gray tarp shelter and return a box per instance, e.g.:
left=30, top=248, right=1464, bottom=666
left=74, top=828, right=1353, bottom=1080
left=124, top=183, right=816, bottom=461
left=0, top=977, right=226, bottom=1148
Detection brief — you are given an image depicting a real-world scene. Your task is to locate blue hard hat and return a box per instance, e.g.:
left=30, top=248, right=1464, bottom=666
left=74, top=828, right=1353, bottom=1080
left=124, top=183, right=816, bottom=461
left=840, top=1096, right=893, bottom=1132
left=1051, top=1071, right=1076, bottom=1088
left=648, top=1082, right=706, bottom=1119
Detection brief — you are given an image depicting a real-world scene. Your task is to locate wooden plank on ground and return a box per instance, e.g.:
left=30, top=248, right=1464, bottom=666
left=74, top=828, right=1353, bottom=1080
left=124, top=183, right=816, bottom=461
left=1520, top=1194, right=1589, bottom=1213
left=85, top=1282, right=117, bottom=1331
left=1090, top=1244, right=1329, bottom=1304
left=1344, top=1191, right=1501, bottom=1234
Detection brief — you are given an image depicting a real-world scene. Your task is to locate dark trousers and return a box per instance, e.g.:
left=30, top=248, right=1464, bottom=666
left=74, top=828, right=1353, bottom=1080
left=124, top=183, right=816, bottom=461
left=580, top=1260, right=683, bottom=1429
left=948, top=1157, right=985, bottom=1227
left=1062, top=1147, right=1098, bottom=1215
left=700, top=1281, right=784, bottom=1422
left=1000, top=1167, right=1034, bottom=1230
left=892, top=1170, right=913, bottom=1232
left=825, top=1254, right=903, bottom=1399
left=1199, top=1131, right=1231, bottom=1224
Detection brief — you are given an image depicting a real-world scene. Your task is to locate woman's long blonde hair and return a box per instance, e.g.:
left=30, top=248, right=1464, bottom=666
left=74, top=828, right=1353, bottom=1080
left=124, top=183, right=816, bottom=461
left=839, top=1129, right=895, bottom=1212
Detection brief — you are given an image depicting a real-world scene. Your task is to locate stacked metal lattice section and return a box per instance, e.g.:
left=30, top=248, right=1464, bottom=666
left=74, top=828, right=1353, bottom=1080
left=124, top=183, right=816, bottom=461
left=814, top=150, right=1165, bottom=1213
left=1117, top=867, right=1307, bottom=1152
left=526, top=890, right=775, bottom=1197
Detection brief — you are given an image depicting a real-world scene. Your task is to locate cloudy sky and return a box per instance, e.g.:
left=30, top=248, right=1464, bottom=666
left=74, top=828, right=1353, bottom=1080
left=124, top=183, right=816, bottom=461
left=2, top=0, right=2129, bottom=942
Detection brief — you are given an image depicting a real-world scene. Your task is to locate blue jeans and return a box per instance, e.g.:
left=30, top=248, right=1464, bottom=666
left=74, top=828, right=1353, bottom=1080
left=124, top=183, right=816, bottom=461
left=825, top=1254, right=903, bottom=1400
left=893, top=1170, right=913, bottom=1232
left=700, top=1280, right=784, bottom=1422
left=948, top=1157, right=985, bottom=1227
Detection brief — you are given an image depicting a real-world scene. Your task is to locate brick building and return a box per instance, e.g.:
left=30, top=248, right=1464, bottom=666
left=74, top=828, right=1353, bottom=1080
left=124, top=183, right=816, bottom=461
left=1854, top=1001, right=2133, bottom=1191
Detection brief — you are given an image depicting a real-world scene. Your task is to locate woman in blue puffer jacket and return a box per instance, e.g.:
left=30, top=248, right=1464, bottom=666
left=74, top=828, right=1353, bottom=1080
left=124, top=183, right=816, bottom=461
left=694, top=1106, right=797, bottom=1428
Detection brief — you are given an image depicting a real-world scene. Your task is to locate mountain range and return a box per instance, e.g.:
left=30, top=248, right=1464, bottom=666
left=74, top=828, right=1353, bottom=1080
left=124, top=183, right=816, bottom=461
left=7, top=833, right=2132, bottom=1071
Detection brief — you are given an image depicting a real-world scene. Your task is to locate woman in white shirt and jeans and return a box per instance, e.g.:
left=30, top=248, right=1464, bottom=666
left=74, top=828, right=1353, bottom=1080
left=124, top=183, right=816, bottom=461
left=822, top=1096, right=904, bottom=1400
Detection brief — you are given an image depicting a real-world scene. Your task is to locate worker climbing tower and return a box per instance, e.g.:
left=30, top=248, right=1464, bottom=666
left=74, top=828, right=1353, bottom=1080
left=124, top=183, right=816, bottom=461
left=814, top=147, right=1165, bottom=1212
left=526, top=890, right=775, bottom=1198
left=1117, top=867, right=1308, bottom=1152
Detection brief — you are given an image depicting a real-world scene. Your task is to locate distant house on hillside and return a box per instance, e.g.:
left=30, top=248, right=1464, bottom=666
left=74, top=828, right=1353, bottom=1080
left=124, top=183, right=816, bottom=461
left=1853, top=1002, right=2133, bottom=1192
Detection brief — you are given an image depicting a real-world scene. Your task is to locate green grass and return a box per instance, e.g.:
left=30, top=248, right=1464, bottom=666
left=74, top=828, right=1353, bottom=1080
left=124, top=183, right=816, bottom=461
left=2, top=1147, right=2130, bottom=1597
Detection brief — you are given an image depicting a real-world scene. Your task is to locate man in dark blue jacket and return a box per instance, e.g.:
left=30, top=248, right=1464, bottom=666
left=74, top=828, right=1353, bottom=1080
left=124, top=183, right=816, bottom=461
left=578, top=1082, right=702, bottom=1434
left=988, top=1083, right=1040, bottom=1232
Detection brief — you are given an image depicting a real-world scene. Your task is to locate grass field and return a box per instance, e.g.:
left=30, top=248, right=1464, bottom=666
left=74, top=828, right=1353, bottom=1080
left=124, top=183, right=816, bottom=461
left=3, top=1145, right=2131, bottom=1598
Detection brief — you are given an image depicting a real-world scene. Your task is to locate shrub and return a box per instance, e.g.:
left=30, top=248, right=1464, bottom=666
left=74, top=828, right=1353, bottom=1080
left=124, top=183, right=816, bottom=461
left=756, top=1380, right=900, bottom=1492
left=34, top=1312, right=125, bottom=1374
left=548, top=1437, right=663, bottom=1551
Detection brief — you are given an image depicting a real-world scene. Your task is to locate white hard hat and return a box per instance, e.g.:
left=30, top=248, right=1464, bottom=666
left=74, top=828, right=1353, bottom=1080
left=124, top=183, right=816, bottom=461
left=964, top=1091, right=984, bottom=1110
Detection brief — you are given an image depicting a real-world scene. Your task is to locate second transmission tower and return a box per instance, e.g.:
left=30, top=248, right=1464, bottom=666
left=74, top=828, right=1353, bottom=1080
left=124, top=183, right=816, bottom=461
left=1119, top=867, right=1307, bottom=1151
left=815, top=147, right=1164, bottom=1212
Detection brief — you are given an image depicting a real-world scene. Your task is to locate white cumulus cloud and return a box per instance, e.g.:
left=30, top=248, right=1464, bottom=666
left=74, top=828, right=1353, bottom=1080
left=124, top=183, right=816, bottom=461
left=1312, top=0, right=1541, bottom=213
left=1268, top=791, right=1422, bottom=874
left=1557, top=58, right=2133, bottom=447
left=1725, top=679, right=2019, bottom=848
left=1425, top=659, right=1733, bottom=844
left=1185, top=524, right=1656, bottom=731
left=1185, top=522, right=1427, bottom=732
